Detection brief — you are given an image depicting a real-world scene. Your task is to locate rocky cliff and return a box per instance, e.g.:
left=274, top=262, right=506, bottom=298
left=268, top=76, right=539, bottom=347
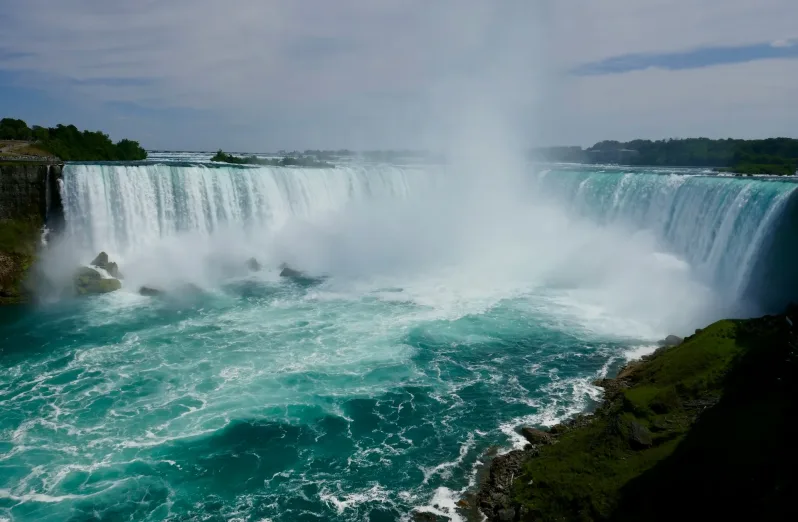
left=470, top=312, right=798, bottom=521
left=0, top=162, right=63, bottom=303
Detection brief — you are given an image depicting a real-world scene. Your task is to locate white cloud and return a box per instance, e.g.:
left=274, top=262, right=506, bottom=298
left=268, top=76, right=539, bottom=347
left=0, top=0, right=795, bottom=149
left=771, top=39, right=797, bottom=48
left=543, top=58, right=798, bottom=146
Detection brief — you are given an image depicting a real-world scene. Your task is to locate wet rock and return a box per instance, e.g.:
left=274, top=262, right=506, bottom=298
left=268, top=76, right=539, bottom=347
left=477, top=449, right=531, bottom=520
left=90, top=251, right=123, bottom=279
left=520, top=427, right=553, bottom=446
left=246, top=257, right=261, bottom=272
left=90, top=251, right=109, bottom=267
left=139, top=286, right=164, bottom=297
left=412, top=511, right=450, bottom=522
left=279, top=265, right=304, bottom=278
left=74, top=266, right=121, bottom=295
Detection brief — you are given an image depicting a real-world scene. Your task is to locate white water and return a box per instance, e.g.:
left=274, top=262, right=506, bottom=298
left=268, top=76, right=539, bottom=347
left=53, top=162, right=798, bottom=337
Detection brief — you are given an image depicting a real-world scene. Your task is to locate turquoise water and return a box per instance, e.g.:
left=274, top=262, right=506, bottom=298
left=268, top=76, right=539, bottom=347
left=1, top=163, right=796, bottom=521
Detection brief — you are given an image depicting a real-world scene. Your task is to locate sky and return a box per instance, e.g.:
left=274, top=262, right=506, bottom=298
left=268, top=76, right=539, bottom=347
left=0, top=0, right=796, bottom=151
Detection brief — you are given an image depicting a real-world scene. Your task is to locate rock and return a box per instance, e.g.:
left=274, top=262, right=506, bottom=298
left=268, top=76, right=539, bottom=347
left=477, top=448, right=530, bottom=520
left=246, top=258, right=261, bottom=272
left=411, top=512, right=450, bottom=522
left=659, top=335, right=683, bottom=347
left=497, top=507, right=516, bottom=521
left=610, top=416, right=653, bottom=449
left=106, top=262, right=122, bottom=279
left=90, top=252, right=109, bottom=267
left=627, top=420, right=653, bottom=449
left=139, top=286, right=164, bottom=297
left=90, top=251, right=123, bottom=279
left=74, top=267, right=121, bottom=295
left=279, top=265, right=304, bottom=278
left=520, top=427, right=553, bottom=446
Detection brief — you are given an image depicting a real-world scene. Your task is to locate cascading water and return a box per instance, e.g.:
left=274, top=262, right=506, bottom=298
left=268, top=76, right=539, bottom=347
left=61, top=163, right=423, bottom=256
left=2, top=160, right=796, bottom=522
left=533, top=168, right=798, bottom=315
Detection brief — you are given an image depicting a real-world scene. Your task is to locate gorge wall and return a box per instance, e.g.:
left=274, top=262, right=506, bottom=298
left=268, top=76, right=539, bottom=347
left=0, top=163, right=63, bottom=303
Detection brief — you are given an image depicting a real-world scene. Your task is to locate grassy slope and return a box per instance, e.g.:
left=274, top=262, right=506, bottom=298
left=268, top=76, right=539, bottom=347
left=0, top=140, right=56, bottom=159
left=513, top=316, right=798, bottom=521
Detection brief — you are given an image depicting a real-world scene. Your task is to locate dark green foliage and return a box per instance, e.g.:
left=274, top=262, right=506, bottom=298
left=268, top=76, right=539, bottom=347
left=0, top=118, right=33, bottom=140
left=0, top=118, right=147, bottom=161
left=211, top=150, right=334, bottom=168
left=513, top=317, right=798, bottom=521
left=534, top=137, right=798, bottom=175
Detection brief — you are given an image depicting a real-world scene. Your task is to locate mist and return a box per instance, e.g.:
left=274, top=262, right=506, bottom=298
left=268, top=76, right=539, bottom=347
left=34, top=2, right=738, bottom=339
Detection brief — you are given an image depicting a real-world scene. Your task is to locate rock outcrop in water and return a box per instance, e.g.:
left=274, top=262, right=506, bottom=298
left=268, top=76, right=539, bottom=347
left=90, top=251, right=123, bottom=279
left=74, top=266, right=122, bottom=295
left=139, top=286, right=164, bottom=297
left=279, top=264, right=304, bottom=278
left=471, top=312, right=798, bottom=521
left=246, top=257, right=261, bottom=272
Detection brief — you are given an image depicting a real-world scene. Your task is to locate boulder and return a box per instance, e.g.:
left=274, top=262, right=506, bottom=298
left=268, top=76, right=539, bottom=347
left=520, top=427, right=553, bottom=446
left=497, top=507, right=516, bottom=521
left=90, top=251, right=123, bottom=279
left=412, top=512, right=450, bottom=522
left=90, top=252, right=109, bottom=267
left=106, top=262, right=122, bottom=279
left=74, top=267, right=121, bottom=295
left=246, top=257, right=261, bottom=272
left=279, top=265, right=304, bottom=278
left=628, top=421, right=653, bottom=449
left=139, top=286, right=164, bottom=297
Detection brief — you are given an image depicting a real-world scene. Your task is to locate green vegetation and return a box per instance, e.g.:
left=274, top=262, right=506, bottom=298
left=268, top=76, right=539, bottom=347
left=533, top=137, right=798, bottom=175
left=1, top=118, right=147, bottom=161
left=0, top=219, right=40, bottom=304
left=511, top=316, right=797, bottom=521
left=211, top=150, right=334, bottom=168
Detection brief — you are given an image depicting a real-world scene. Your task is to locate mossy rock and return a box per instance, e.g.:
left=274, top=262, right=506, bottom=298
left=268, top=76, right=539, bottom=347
left=74, top=266, right=121, bottom=295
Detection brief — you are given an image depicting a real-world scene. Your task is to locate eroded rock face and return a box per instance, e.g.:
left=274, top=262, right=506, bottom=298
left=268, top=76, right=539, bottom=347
left=74, top=266, right=121, bottom=295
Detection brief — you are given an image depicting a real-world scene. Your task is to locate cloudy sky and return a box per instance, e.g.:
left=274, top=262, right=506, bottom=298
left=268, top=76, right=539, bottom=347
left=0, top=0, right=796, bottom=151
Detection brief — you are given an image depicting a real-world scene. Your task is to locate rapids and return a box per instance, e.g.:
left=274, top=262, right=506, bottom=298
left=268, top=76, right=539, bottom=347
left=1, top=161, right=796, bottom=521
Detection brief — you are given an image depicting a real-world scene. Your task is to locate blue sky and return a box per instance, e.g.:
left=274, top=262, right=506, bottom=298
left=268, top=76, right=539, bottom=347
left=0, top=1, right=796, bottom=150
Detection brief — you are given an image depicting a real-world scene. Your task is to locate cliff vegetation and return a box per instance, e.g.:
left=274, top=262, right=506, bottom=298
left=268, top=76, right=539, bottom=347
left=476, top=314, right=798, bottom=521
left=1, top=117, right=147, bottom=161
left=210, top=150, right=334, bottom=168
left=532, top=137, right=798, bottom=175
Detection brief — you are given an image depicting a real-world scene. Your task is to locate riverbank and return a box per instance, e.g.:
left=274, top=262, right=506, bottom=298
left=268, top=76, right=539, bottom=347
left=465, top=311, right=798, bottom=521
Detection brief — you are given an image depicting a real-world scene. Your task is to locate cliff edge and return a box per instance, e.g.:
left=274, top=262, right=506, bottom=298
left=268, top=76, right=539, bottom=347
left=0, top=163, right=63, bottom=304
left=474, top=312, right=798, bottom=521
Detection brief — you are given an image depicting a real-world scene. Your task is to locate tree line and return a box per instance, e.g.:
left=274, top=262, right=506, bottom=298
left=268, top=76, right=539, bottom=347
left=0, top=118, right=147, bottom=161
left=531, top=138, right=798, bottom=175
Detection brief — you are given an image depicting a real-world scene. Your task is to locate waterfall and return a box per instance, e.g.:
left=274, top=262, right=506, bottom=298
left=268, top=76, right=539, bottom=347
left=534, top=168, right=798, bottom=313
left=59, top=163, right=798, bottom=314
left=61, top=163, right=423, bottom=255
